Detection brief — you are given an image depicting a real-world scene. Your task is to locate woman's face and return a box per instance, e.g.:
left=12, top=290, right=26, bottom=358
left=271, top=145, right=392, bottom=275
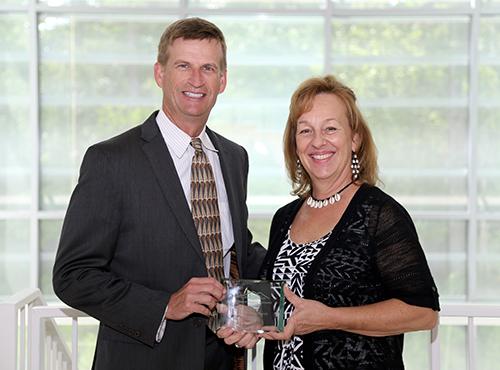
left=295, top=93, right=358, bottom=189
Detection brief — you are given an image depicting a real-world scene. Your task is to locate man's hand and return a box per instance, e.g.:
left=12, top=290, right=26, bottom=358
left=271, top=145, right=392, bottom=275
left=166, top=277, right=225, bottom=320
left=217, top=326, right=260, bottom=349
left=216, top=305, right=263, bottom=349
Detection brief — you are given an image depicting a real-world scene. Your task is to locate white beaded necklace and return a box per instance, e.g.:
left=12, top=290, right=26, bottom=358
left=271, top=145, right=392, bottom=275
left=305, top=180, right=354, bottom=209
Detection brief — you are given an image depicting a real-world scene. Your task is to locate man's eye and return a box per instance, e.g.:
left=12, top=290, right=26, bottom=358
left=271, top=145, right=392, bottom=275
left=203, top=65, right=216, bottom=72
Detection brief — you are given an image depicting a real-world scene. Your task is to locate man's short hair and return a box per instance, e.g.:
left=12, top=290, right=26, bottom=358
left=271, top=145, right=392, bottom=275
left=157, top=17, right=227, bottom=71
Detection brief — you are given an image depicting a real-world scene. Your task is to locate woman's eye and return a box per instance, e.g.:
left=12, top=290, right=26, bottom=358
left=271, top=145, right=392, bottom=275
left=325, top=126, right=337, bottom=133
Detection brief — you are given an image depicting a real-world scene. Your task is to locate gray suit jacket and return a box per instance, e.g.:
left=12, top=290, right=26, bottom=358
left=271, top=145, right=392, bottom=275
left=52, top=111, right=266, bottom=370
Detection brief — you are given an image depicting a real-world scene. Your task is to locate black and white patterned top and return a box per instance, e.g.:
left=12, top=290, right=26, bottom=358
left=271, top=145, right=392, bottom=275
left=272, top=228, right=331, bottom=370
left=261, top=184, right=440, bottom=370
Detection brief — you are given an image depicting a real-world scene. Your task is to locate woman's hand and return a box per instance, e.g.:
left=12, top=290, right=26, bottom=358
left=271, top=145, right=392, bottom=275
left=261, top=286, right=333, bottom=341
left=261, top=287, right=439, bottom=341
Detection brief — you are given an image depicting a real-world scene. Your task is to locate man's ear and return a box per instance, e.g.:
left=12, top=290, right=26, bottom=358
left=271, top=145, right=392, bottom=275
left=153, top=62, right=164, bottom=88
left=218, top=69, right=227, bottom=94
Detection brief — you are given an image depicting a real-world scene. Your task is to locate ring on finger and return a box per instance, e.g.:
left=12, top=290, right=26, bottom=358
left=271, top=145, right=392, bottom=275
left=235, top=344, right=241, bottom=348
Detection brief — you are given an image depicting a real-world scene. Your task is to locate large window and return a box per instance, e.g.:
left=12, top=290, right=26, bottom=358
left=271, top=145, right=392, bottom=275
left=1, top=1, right=500, bottom=369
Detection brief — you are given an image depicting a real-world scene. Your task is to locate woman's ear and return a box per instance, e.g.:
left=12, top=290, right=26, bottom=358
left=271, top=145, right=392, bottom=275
left=352, top=132, right=360, bottom=152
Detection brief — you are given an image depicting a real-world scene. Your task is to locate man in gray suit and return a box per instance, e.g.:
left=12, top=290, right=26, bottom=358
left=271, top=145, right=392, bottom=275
left=53, top=17, right=265, bottom=370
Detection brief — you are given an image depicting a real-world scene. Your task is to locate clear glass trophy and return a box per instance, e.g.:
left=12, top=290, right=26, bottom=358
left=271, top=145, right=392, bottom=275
left=215, top=279, right=285, bottom=333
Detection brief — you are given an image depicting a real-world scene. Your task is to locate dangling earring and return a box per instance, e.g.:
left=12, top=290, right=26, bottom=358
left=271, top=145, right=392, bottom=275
left=296, top=159, right=303, bottom=180
left=351, top=152, right=360, bottom=180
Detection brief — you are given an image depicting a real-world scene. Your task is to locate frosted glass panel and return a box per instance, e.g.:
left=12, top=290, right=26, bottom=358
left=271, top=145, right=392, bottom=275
left=192, top=0, right=324, bottom=9
left=39, top=15, right=168, bottom=210
left=39, top=0, right=179, bottom=7
left=206, top=16, right=323, bottom=213
left=478, top=16, right=500, bottom=211
left=2, top=0, right=28, bottom=4
left=0, top=220, right=30, bottom=296
left=477, top=221, right=500, bottom=300
left=439, top=325, right=467, bottom=370
left=0, top=14, right=31, bottom=211
left=477, top=326, right=500, bottom=369
left=331, top=17, right=469, bottom=211
left=415, top=219, right=466, bottom=300
left=331, top=0, right=469, bottom=9
left=248, top=217, right=271, bottom=248
left=403, top=331, right=429, bottom=370
left=39, top=219, right=63, bottom=297
left=481, top=0, right=500, bottom=8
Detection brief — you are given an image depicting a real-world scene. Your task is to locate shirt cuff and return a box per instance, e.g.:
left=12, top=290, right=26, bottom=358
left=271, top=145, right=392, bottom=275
left=155, top=305, right=168, bottom=343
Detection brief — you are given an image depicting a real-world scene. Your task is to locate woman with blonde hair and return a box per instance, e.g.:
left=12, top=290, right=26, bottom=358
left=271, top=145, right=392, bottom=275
left=260, top=75, right=440, bottom=369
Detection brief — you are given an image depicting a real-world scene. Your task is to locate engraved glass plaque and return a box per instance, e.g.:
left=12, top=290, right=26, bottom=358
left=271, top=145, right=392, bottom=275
left=215, top=279, right=285, bottom=333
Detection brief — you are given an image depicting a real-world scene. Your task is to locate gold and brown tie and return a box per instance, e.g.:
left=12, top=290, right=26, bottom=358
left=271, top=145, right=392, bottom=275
left=191, top=139, right=244, bottom=368
left=190, top=137, right=225, bottom=283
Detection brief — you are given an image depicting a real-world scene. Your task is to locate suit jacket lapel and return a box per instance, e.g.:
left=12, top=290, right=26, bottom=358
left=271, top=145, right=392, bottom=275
left=207, top=129, right=244, bottom=273
left=140, top=112, right=205, bottom=263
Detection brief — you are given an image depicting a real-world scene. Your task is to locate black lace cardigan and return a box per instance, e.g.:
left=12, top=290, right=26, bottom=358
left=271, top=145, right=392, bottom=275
left=260, top=184, right=440, bottom=370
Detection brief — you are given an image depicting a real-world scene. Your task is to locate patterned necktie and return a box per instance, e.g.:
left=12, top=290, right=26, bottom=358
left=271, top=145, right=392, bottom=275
left=190, top=138, right=225, bottom=282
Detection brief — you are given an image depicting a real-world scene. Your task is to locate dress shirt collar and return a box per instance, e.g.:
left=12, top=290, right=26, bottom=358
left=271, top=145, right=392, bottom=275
left=156, top=109, right=218, bottom=159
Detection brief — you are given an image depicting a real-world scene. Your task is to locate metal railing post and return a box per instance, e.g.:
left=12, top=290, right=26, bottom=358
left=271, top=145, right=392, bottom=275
left=29, top=305, right=43, bottom=370
left=0, top=303, right=18, bottom=370
left=430, top=323, right=440, bottom=370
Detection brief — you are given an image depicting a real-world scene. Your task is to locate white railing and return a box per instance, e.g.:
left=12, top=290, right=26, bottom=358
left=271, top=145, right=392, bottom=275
left=430, top=303, right=500, bottom=370
left=29, top=305, right=89, bottom=370
left=2, top=289, right=500, bottom=370
left=0, top=289, right=75, bottom=370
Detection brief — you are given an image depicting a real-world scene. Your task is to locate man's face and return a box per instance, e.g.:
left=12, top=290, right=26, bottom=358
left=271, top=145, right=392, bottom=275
left=154, top=37, right=227, bottom=136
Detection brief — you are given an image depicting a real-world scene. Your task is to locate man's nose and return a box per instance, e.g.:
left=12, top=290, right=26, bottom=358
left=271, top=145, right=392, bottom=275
left=188, top=68, right=204, bottom=87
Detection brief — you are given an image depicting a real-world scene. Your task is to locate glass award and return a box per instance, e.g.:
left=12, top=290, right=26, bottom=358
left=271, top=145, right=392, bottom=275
left=215, top=279, right=285, bottom=333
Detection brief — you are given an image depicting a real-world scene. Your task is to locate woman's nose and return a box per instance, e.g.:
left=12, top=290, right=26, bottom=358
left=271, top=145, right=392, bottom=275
left=311, top=132, right=325, bottom=147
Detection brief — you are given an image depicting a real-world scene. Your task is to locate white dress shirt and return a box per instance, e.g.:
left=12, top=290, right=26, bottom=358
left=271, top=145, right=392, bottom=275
left=155, top=109, right=235, bottom=341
